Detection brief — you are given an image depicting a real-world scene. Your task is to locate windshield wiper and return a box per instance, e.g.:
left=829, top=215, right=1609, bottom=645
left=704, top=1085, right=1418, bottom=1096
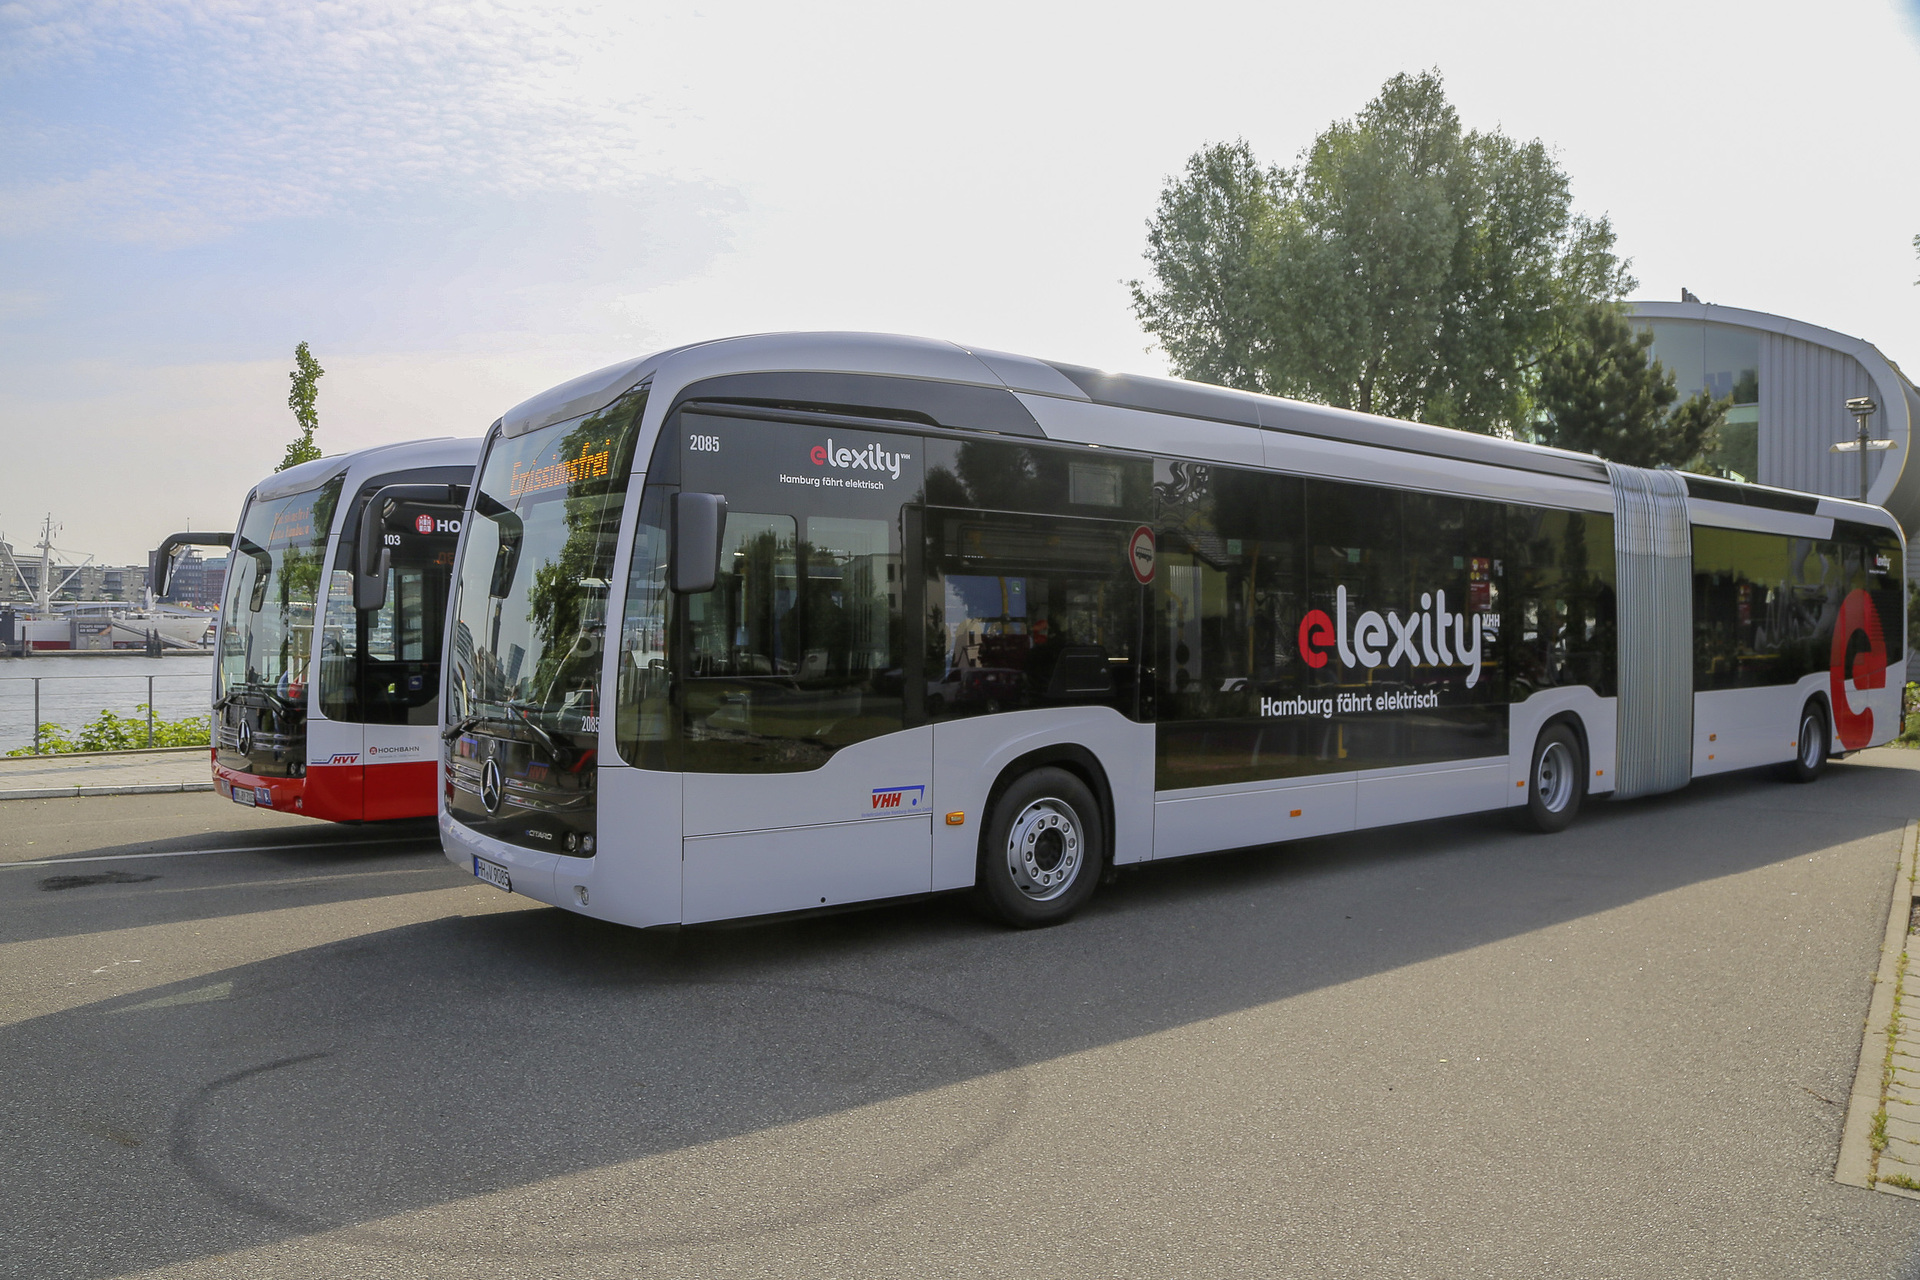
left=441, top=714, right=484, bottom=741
left=506, top=701, right=565, bottom=759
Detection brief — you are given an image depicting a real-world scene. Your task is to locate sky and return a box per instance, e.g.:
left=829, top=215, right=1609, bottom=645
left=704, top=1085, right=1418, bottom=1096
left=3, top=0, right=1919, bottom=564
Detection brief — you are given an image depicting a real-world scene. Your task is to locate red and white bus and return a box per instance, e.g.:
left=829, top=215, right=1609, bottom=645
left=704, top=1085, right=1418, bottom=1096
left=183, top=437, right=479, bottom=821
left=436, top=334, right=1905, bottom=926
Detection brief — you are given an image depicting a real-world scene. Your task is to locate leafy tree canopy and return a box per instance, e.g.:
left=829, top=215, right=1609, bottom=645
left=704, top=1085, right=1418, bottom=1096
left=1535, top=304, right=1727, bottom=470
left=1130, top=70, right=1634, bottom=436
left=277, top=340, right=325, bottom=473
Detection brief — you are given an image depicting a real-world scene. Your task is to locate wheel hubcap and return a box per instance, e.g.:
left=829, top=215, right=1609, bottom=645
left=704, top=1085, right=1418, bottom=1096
left=1006, top=799, right=1083, bottom=902
left=1802, top=716, right=1822, bottom=769
left=1536, top=742, right=1575, bottom=813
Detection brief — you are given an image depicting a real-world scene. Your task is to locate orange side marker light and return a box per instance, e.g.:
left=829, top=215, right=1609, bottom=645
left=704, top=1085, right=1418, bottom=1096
left=1516, top=780, right=1526, bottom=788
left=1289, top=809, right=1302, bottom=818
left=945, top=812, right=965, bottom=826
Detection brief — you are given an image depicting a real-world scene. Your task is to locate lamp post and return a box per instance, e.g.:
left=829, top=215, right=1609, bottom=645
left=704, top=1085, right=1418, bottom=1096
left=1831, top=395, right=1895, bottom=503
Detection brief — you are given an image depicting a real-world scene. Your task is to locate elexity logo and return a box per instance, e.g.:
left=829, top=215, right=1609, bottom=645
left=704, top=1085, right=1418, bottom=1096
left=1298, top=586, right=1485, bottom=688
left=810, top=438, right=910, bottom=480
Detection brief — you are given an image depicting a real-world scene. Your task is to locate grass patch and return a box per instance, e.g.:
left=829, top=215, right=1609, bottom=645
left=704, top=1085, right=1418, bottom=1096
left=1895, top=684, right=1920, bottom=748
left=5, top=705, right=210, bottom=756
left=1885, top=1173, right=1920, bottom=1192
left=1875, top=947, right=1913, bottom=1183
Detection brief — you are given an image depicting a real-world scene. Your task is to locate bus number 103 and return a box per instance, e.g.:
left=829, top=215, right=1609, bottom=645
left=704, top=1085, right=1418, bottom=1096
left=689, top=433, right=721, bottom=453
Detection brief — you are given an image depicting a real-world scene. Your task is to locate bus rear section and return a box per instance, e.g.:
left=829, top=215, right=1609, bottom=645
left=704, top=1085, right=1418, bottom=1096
left=436, top=334, right=1907, bottom=930
left=207, top=437, right=479, bottom=821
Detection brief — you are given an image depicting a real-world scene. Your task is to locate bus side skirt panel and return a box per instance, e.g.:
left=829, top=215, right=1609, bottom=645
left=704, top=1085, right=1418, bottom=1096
left=362, top=761, right=437, bottom=820
left=583, top=764, right=684, bottom=928
left=1153, top=774, right=1356, bottom=859
left=302, top=764, right=362, bottom=821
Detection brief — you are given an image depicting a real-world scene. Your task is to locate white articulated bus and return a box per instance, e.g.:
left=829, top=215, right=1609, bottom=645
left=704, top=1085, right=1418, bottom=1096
left=178, top=437, right=480, bottom=822
left=437, top=333, right=1906, bottom=928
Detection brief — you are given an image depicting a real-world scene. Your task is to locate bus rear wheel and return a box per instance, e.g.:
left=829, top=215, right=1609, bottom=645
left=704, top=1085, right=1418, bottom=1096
left=1782, top=699, right=1829, bottom=784
left=1518, top=722, right=1585, bottom=834
left=976, top=767, right=1103, bottom=928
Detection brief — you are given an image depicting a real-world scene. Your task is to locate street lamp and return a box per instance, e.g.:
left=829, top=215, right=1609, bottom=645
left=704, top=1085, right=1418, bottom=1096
left=1831, top=395, right=1895, bottom=503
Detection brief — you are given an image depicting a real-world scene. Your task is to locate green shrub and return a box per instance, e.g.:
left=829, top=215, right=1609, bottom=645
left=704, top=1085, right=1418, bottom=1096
left=6, top=705, right=211, bottom=756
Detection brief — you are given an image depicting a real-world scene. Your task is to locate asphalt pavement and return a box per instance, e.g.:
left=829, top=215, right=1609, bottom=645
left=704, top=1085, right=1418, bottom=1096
left=5, top=756, right=1920, bottom=1278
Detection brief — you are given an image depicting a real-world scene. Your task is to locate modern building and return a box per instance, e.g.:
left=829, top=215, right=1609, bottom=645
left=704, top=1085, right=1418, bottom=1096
left=160, top=552, right=227, bottom=609
left=1628, top=300, right=1920, bottom=535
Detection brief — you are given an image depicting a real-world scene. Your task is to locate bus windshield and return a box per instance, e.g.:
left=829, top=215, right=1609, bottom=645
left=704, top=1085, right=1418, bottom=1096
left=217, top=477, right=343, bottom=704
left=443, top=388, right=644, bottom=849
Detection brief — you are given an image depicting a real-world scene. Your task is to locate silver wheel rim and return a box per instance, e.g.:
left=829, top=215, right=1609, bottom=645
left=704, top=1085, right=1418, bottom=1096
left=1536, top=741, right=1575, bottom=814
left=1005, top=798, right=1083, bottom=902
left=1801, top=716, right=1823, bottom=770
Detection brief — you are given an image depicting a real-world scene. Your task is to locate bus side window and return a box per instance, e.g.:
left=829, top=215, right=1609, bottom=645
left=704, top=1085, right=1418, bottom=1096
left=1506, top=506, right=1615, bottom=699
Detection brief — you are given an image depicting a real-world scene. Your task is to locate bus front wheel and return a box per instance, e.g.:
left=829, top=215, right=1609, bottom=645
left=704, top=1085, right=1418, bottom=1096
left=1518, top=722, right=1585, bottom=834
left=976, top=767, right=1103, bottom=928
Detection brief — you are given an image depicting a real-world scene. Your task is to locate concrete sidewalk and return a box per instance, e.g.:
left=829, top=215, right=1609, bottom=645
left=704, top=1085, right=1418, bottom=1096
left=0, top=748, right=213, bottom=800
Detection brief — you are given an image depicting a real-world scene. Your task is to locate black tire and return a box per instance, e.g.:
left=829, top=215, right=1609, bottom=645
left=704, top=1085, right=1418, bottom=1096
left=1517, top=722, right=1585, bottom=834
left=975, top=767, right=1103, bottom=928
left=1782, top=698, right=1829, bottom=784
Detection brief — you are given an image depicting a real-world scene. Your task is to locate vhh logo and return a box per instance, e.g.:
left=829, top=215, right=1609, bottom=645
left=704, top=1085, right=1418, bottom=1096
left=871, top=785, right=926, bottom=811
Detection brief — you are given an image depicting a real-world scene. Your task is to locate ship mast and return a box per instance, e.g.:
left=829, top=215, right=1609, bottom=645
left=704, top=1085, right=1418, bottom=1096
left=26, top=516, right=89, bottom=613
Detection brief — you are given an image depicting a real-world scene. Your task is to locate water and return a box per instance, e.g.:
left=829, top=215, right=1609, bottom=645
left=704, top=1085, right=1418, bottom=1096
left=0, top=653, right=216, bottom=753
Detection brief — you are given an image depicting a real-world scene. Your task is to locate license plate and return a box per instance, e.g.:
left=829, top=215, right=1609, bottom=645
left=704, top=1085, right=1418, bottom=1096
left=474, top=856, right=512, bottom=892
left=230, top=784, right=256, bottom=806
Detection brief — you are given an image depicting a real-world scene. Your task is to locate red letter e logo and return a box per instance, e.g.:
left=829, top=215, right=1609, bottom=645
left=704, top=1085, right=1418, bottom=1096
left=1298, top=609, right=1335, bottom=669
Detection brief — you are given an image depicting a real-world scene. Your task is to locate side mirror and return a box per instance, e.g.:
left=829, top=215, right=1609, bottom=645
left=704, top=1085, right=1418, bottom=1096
left=354, top=483, right=468, bottom=610
left=354, top=500, right=392, bottom=611
left=149, top=531, right=234, bottom=600
left=671, top=492, right=728, bottom=594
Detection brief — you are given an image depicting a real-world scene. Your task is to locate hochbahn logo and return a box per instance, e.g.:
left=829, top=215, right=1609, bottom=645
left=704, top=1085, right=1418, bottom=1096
left=1297, top=586, right=1486, bottom=689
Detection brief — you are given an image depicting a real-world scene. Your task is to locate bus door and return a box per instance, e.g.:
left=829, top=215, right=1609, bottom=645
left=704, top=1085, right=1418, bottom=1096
left=922, top=503, right=1147, bottom=883
left=671, top=411, right=930, bottom=923
left=315, top=473, right=465, bottom=820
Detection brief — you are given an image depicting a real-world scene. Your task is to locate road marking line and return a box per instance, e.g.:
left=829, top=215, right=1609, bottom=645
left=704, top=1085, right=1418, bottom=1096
left=0, top=837, right=436, bottom=870
left=110, top=980, right=232, bottom=1012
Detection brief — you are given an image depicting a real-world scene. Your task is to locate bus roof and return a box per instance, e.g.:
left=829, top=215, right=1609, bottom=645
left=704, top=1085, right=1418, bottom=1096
left=250, top=436, right=480, bottom=503
left=497, top=332, right=1900, bottom=537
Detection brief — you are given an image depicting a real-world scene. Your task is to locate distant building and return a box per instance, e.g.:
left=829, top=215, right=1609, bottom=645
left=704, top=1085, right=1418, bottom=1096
left=1628, top=300, right=1920, bottom=535
left=162, top=552, right=227, bottom=608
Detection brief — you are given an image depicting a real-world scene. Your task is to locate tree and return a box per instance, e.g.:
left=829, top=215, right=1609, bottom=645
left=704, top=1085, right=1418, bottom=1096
left=277, top=341, right=325, bottom=472
left=1130, top=71, right=1633, bottom=434
left=1127, top=142, right=1278, bottom=391
left=1535, top=304, right=1728, bottom=469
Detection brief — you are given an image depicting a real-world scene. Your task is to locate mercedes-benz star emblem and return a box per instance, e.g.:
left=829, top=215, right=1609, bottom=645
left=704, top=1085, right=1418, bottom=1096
left=236, top=720, right=253, bottom=757
left=480, top=757, right=503, bottom=814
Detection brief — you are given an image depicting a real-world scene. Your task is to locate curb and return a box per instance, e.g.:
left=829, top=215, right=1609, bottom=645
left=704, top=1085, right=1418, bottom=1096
left=1837, top=817, right=1920, bottom=1194
left=0, top=782, right=218, bottom=802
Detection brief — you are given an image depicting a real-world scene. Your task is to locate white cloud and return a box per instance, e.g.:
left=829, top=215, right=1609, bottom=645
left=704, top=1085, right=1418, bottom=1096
left=1, top=0, right=670, bottom=242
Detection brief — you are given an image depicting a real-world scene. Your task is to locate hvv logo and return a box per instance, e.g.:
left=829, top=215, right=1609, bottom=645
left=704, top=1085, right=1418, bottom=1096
left=871, top=785, right=926, bottom=811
